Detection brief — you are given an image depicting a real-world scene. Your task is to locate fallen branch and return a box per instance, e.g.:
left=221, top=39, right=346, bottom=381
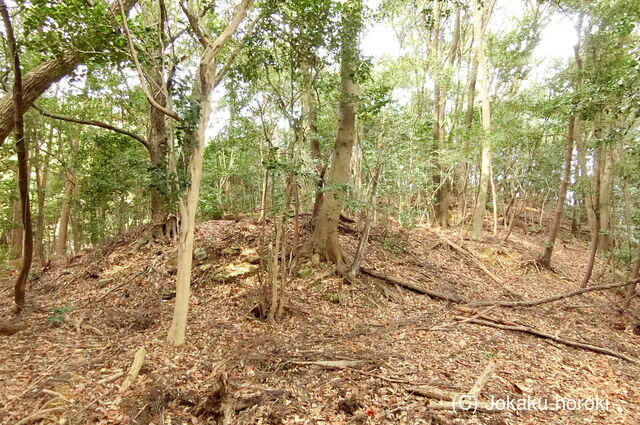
left=120, top=346, right=146, bottom=392
left=463, top=317, right=639, bottom=365
left=291, top=360, right=365, bottom=369
left=435, top=233, right=520, bottom=299
left=413, top=360, right=499, bottom=413
left=469, top=279, right=640, bottom=308
left=0, top=320, right=26, bottom=336
left=468, top=360, right=498, bottom=396
left=361, top=267, right=464, bottom=303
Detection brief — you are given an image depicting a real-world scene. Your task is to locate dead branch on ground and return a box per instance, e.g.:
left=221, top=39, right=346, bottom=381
left=469, top=279, right=640, bottom=308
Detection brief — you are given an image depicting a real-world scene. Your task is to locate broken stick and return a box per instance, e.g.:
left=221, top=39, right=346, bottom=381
left=120, top=346, right=146, bottom=392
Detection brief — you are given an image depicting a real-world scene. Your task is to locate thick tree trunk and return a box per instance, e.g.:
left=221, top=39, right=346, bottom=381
left=0, top=0, right=138, bottom=147
left=303, top=61, right=325, bottom=222
left=430, top=0, right=449, bottom=227
left=147, top=55, right=170, bottom=222
left=540, top=116, right=575, bottom=268
left=307, top=2, right=361, bottom=275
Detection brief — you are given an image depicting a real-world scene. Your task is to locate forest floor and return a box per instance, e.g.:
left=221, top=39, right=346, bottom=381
left=1, top=216, right=639, bottom=425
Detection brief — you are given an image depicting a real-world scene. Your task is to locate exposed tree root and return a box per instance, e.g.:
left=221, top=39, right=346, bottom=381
left=361, top=267, right=464, bottom=303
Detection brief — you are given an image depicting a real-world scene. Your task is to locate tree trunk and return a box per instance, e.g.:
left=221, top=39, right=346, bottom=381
left=55, top=169, right=75, bottom=258
left=470, top=0, right=493, bottom=240
left=2, top=0, right=33, bottom=311
left=10, top=195, right=22, bottom=259
left=303, top=60, right=325, bottom=222
left=0, top=0, right=138, bottom=146
left=33, top=127, right=52, bottom=266
left=167, top=0, right=254, bottom=347
left=598, top=146, right=613, bottom=252
left=622, top=244, right=640, bottom=309
left=306, top=1, right=361, bottom=275
left=580, top=145, right=602, bottom=288
left=540, top=116, right=575, bottom=268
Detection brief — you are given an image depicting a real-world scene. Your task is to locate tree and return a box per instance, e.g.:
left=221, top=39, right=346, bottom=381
left=0, top=0, right=138, bottom=147
left=470, top=0, right=495, bottom=240
left=1, top=0, right=33, bottom=311
left=166, top=0, right=256, bottom=346
left=303, top=0, right=362, bottom=277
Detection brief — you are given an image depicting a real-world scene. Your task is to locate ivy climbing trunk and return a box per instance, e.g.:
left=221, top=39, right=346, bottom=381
left=306, top=0, right=361, bottom=276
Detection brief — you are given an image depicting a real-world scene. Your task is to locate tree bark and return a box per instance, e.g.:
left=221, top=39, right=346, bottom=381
left=306, top=1, right=362, bottom=275
left=470, top=0, right=493, bottom=240
left=33, top=125, right=53, bottom=266
left=540, top=116, right=575, bottom=268
left=622, top=245, right=640, bottom=309
left=55, top=169, right=76, bottom=258
left=167, top=0, right=254, bottom=347
left=2, top=0, right=33, bottom=311
left=580, top=144, right=602, bottom=288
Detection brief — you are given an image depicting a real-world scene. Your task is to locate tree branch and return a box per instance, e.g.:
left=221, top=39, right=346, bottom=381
left=116, top=0, right=179, bottom=121
left=33, top=105, right=150, bottom=151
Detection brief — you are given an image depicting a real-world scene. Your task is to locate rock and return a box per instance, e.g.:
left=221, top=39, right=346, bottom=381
left=199, top=264, right=213, bottom=272
left=220, top=246, right=241, bottom=256
left=298, top=268, right=314, bottom=278
left=193, top=247, right=208, bottom=262
left=241, top=248, right=261, bottom=264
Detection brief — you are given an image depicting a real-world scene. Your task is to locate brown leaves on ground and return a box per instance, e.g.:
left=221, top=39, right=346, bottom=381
left=0, top=217, right=639, bottom=424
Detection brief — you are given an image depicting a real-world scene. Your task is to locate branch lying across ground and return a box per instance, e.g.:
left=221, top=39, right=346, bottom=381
left=460, top=316, right=639, bottom=365
left=361, top=267, right=464, bottom=303
left=412, top=361, right=500, bottom=413
left=434, top=232, right=521, bottom=299
left=469, top=279, right=640, bottom=308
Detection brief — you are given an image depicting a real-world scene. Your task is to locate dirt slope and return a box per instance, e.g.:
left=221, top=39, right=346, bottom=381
left=1, top=218, right=639, bottom=424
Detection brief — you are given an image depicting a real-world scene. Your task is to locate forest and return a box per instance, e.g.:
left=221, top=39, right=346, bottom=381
left=0, top=0, right=639, bottom=423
